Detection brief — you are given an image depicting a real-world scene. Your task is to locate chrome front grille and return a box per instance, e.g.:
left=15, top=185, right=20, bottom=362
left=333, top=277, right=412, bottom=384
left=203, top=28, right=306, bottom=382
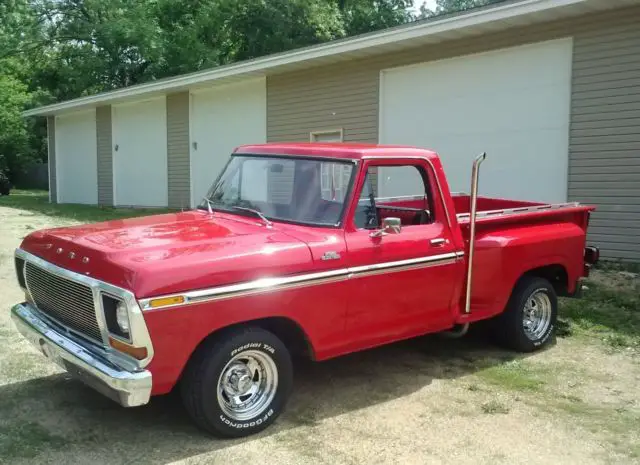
left=24, top=262, right=102, bottom=343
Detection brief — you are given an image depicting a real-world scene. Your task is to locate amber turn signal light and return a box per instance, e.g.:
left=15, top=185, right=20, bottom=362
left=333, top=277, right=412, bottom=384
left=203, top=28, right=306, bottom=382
left=148, top=295, right=185, bottom=308
left=109, top=336, right=148, bottom=360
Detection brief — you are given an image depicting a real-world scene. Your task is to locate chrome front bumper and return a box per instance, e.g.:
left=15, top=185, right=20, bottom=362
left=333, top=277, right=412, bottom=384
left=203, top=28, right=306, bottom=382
left=11, top=303, right=152, bottom=407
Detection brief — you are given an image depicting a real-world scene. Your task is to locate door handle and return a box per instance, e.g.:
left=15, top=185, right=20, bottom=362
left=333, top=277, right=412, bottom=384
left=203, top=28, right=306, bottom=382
left=430, top=238, right=447, bottom=247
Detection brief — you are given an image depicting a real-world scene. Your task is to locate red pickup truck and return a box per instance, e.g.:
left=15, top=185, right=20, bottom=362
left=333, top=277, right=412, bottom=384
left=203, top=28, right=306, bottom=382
left=11, top=143, right=599, bottom=437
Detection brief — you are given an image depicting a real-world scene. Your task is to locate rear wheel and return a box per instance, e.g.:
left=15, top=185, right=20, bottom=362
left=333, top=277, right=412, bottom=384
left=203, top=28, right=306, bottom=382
left=181, top=327, right=293, bottom=438
left=495, top=276, right=557, bottom=352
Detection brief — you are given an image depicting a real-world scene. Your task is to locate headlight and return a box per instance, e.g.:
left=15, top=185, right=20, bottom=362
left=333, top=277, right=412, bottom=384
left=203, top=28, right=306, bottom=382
left=102, top=294, right=130, bottom=340
left=116, top=301, right=130, bottom=334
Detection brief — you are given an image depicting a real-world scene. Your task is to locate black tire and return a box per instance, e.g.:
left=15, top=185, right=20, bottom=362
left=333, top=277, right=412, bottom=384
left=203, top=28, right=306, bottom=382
left=494, top=276, right=557, bottom=352
left=181, top=327, right=293, bottom=438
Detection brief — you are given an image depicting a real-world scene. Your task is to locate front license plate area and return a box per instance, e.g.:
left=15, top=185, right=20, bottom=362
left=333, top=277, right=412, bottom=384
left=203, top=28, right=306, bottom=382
left=38, top=338, right=65, bottom=369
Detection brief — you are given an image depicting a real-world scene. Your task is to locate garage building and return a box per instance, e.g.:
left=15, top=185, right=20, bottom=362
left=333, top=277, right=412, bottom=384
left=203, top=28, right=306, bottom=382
left=25, top=0, right=640, bottom=261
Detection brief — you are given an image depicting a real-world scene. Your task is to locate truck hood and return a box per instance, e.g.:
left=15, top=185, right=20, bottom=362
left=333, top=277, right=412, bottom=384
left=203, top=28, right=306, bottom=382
left=19, top=210, right=312, bottom=298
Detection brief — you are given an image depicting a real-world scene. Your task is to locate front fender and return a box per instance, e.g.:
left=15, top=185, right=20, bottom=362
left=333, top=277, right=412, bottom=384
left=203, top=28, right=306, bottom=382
left=143, top=277, right=349, bottom=395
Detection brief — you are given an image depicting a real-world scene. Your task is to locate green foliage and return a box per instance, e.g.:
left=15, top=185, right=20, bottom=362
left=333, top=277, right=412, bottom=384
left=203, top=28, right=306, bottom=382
left=0, top=0, right=492, bottom=187
left=337, top=0, right=416, bottom=36
left=0, top=190, right=175, bottom=222
left=559, top=278, right=640, bottom=350
left=477, top=359, right=547, bottom=392
left=0, top=0, right=52, bottom=181
left=480, top=399, right=510, bottom=414
left=0, top=75, right=36, bottom=180
left=420, top=0, right=503, bottom=17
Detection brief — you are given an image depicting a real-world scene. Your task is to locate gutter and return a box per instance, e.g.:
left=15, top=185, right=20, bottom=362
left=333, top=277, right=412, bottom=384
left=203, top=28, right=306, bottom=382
left=23, top=0, right=596, bottom=117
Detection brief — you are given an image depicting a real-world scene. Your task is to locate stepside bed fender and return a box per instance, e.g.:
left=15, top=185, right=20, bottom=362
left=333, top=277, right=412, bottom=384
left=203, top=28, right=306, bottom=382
left=497, top=254, right=574, bottom=316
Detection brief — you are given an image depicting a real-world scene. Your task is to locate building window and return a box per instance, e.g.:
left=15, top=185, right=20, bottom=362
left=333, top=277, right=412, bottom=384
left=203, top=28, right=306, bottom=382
left=310, top=129, right=343, bottom=143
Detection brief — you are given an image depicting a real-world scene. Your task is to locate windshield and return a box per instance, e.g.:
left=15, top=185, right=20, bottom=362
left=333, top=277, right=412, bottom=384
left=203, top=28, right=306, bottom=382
left=200, top=155, right=356, bottom=227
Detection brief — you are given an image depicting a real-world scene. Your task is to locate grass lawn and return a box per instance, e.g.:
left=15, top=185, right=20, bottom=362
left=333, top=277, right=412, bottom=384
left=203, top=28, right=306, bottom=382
left=559, top=268, right=640, bottom=351
left=0, top=189, right=176, bottom=223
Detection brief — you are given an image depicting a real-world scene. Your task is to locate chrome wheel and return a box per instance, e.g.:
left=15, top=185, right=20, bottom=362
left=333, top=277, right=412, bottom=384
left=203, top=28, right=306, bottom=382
left=217, top=350, right=278, bottom=421
left=522, top=290, right=552, bottom=341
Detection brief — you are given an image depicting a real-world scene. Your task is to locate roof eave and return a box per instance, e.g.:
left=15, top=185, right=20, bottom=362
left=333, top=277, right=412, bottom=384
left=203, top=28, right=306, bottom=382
left=23, top=0, right=619, bottom=117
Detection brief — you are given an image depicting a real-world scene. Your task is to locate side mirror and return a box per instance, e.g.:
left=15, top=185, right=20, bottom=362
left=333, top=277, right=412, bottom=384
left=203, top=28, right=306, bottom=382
left=370, top=217, right=402, bottom=238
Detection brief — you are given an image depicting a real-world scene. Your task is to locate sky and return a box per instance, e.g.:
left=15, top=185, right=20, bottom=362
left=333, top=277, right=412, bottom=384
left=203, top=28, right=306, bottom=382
left=411, top=0, right=437, bottom=14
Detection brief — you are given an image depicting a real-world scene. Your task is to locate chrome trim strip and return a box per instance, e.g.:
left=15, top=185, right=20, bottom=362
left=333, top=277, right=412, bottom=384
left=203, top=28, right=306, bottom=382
left=140, top=251, right=463, bottom=311
left=11, top=303, right=151, bottom=407
left=347, top=252, right=458, bottom=275
left=356, top=195, right=427, bottom=207
left=371, top=195, right=426, bottom=203
left=456, top=202, right=582, bottom=221
left=351, top=258, right=458, bottom=279
left=15, top=249, right=154, bottom=369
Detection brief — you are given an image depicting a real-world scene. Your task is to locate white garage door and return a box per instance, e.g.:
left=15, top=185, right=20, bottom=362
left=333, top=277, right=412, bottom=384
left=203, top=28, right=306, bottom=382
left=191, top=78, right=267, bottom=207
left=112, top=98, right=168, bottom=207
left=55, top=110, right=97, bottom=204
left=379, top=39, right=572, bottom=203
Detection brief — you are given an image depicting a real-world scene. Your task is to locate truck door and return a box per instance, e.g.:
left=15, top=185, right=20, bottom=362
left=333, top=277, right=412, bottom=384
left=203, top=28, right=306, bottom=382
left=343, top=157, right=463, bottom=347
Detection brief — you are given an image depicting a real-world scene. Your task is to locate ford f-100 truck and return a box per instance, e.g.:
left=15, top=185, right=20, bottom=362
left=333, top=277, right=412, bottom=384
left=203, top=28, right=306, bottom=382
left=11, top=143, right=599, bottom=437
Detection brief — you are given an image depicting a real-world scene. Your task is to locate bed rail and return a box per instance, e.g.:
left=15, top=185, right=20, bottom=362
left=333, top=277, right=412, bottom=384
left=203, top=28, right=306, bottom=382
left=456, top=202, right=582, bottom=222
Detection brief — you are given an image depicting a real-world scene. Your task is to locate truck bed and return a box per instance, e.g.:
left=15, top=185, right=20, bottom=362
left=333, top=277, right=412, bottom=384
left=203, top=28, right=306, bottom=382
left=450, top=193, right=595, bottom=323
left=452, top=194, right=591, bottom=227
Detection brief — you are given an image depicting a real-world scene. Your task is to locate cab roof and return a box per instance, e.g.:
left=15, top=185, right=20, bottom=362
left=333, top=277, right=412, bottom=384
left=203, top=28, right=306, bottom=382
left=234, top=143, right=439, bottom=161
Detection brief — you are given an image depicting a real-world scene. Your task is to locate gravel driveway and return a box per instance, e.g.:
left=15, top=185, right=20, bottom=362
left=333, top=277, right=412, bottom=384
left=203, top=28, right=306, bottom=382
left=0, top=204, right=638, bottom=464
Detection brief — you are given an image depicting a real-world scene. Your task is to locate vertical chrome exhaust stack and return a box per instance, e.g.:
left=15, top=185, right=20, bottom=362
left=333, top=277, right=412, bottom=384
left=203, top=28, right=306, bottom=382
left=464, top=152, right=486, bottom=314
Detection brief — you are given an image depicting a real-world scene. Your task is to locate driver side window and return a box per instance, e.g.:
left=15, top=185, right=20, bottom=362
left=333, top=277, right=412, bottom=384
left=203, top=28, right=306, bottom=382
left=354, top=171, right=379, bottom=229
left=353, top=165, right=434, bottom=230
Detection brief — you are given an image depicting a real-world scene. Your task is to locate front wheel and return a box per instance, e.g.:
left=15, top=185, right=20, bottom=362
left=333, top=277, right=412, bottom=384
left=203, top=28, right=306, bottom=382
left=495, top=276, right=557, bottom=352
left=181, top=327, right=293, bottom=438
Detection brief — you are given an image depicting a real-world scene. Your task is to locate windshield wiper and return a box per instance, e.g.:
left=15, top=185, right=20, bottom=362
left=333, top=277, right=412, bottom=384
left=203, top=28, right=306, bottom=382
left=231, top=206, right=273, bottom=228
left=202, top=197, right=215, bottom=215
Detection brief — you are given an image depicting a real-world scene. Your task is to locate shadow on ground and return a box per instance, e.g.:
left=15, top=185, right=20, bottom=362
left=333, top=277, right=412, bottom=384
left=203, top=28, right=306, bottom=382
left=0, top=332, right=536, bottom=464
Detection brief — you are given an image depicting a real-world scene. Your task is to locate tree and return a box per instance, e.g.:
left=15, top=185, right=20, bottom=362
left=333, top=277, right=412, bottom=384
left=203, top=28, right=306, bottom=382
left=420, top=0, right=503, bottom=17
left=35, top=0, right=163, bottom=94
left=336, top=0, right=416, bottom=36
left=0, top=0, right=419, bottom=186
left=0, top=0, right=51, bottom=180
left=0, top=75, right=34, bottom=179
left=154, top=0, right=345, bottom=78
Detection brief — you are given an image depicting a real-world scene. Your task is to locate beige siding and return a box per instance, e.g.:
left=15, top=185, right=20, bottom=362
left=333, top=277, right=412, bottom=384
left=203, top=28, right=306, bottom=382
left=46, top=116, right=56, bottom=203
left=166, top=92, right=191, bottom=208
left=569, top=16, right=640, bottom=262
left=267, top=5, right=640, bottom=261
left=267, top=66, right=379, bottom=143
left=96, top=105, right=113, bottom=205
